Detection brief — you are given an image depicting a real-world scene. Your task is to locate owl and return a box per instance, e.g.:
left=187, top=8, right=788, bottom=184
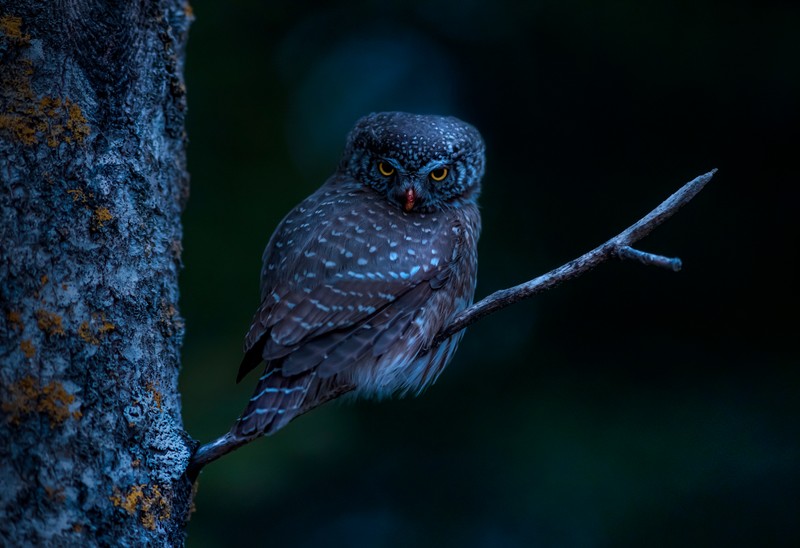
left=233, top=111, right=485, bottom=439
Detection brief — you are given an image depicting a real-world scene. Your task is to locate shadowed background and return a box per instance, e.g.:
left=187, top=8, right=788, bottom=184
left=180, top=1, right=799, bottom=546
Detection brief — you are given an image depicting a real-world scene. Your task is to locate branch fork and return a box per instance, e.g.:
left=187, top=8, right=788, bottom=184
left=432, top=169, right=716, bottom=345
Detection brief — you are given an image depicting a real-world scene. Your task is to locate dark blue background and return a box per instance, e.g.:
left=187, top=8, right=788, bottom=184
left=180, top=1, right=799, bottom=545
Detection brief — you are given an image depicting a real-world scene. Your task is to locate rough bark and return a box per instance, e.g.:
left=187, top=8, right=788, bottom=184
left=0, top=1, right=194, bottom=545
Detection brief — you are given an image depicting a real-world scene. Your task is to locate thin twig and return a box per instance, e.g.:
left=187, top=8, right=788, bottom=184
left=617, top=246, right=682, bottom=271
left=431, top=168, right=716, bottom=346
left=188, top=169, right=717, bottom=479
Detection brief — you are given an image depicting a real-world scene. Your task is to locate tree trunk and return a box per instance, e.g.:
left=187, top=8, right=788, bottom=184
left=0, top=1, right=194, bottom=545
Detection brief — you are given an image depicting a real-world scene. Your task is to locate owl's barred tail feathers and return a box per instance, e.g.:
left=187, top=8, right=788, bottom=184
left=190, top=367, right=311, bottom=478
left=233, top=365, right=313, bottom=438
left=233, top=364, right=357, bottom=439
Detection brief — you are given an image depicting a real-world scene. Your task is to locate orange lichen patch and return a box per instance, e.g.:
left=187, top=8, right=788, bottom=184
left=67, top=188, right=88, bottom=203
left=40, top=274, right=48, bottom=286
left=79, top=312, right=115, bottom=344
left=7, top=310, right=23, bottom=330
left=20, top=339, right=35, bottom=358
left=41, top=379, right=81, bottom=424
left=110, top=484, right=171, bottom=531
left=0, top=26, right=91, bottom=148
left=77, top=321, right=97, bottom=344
left=146, top=382, right=163, bottom=411
left=0, top=96, right=91, bottom=147
left=0, top=35, right=37, bottom=145
left=0, top=15, right=30, bottom=44
left=72, top=523, right=83, bottom=533
left=36, top=309, right=65, bottom=336
left=2, top=376, right=80, bottom=427
left=140, top=485, right=171, bottom=530
left=0, top=111, right=37, bottom=145
left=38, top=96, right=91, bottom=147
left=99, top=319, right=115, bottom=334
left=92, top=207, right=113, bottom=230
left=110, top=484, right=144, bottom=514
left=184, top=3, right=194, bottom=18
left=65, top=99, right=90, bottom=141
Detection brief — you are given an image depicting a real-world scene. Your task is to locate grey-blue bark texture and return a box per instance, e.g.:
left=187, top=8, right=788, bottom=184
left=0, top=1, right=195, bottom=545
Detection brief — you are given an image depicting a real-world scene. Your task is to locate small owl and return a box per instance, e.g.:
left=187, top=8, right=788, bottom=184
left=233, top=111, right=485, bottom=439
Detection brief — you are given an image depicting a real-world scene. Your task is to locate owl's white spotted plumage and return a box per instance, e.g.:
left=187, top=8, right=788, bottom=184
left=234, top=112, right=484, bottom=438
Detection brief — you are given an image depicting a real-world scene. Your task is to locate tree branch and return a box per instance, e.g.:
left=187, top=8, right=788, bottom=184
left=431, top=169, right=716, bottom=346
left=188, top=169, right=716, bottom=479
left=187, top=433, right=241, bottom=482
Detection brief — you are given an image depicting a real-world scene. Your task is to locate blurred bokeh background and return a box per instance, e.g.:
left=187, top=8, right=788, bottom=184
left=180, top=1, right=798, bottom=546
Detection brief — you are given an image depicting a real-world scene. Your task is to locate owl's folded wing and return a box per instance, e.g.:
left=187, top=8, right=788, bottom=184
left=237, top=265, right=454, bottom=383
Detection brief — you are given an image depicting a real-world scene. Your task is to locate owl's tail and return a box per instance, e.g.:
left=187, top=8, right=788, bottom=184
left=233, top=364, right=313, bottom=438
left=188, top=365, right=314, bottom=479
left=233, top=362, right=359, bottom=440
left=187, top=363, right=357, bottom=480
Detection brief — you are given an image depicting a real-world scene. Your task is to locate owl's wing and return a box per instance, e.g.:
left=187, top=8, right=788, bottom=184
left=233, top=272, right=455, bottom=437
left=237, top=262, right=456, bottom=382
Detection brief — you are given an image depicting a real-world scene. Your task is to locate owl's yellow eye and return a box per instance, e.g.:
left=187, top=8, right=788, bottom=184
left=429, top=167, right=449, bottom=182
left=378, top=161, right=395, bottom=177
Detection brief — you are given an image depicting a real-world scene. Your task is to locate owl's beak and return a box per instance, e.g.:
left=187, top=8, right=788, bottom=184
left=404, top=187, right=416, bottom=212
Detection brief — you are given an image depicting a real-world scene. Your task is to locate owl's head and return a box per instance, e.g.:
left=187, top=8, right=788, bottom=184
left=339, top=112, right=485, bottom=212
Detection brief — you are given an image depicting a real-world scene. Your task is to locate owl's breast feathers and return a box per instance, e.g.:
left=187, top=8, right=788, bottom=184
left=234, top=175, right=479, bottom=437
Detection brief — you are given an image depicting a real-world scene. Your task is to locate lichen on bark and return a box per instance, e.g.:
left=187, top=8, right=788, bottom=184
left=0, top=1, right=195, bottom=545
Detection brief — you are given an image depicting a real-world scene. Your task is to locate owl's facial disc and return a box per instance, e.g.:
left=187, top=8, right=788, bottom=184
left=340, top=112, right=485, bottom=211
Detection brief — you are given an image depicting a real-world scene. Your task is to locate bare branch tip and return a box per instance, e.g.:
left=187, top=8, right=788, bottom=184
left=617, top=245, right=682, bottom=272
left=695, top=168, right=718, bottom=187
